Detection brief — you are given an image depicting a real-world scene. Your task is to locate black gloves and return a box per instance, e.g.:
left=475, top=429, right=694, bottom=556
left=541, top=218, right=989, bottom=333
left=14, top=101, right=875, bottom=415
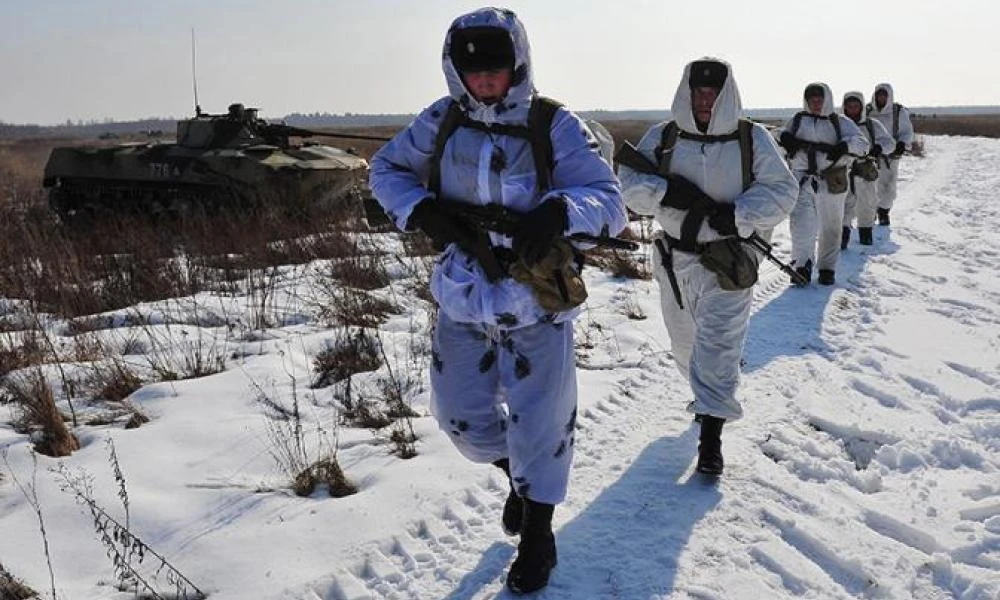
left=827, top=141, right=848, bottom=162
left=870, top=144, right=882, bottom=158
left=779, top=131, right=799, bottom=151
left=512, top=196, right=569, bottom=266
left=893, top=141, right=906, bottom=156
left=661, top=174, right=706, bottom=208
left=407, top=198, right=474, bottom=252
left=708, top=203, right=738, bottom=236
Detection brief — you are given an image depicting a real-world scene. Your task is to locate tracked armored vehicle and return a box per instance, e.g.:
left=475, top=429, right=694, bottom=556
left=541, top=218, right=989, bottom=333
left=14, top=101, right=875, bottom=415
left=43, top=103, right=388, bottom=221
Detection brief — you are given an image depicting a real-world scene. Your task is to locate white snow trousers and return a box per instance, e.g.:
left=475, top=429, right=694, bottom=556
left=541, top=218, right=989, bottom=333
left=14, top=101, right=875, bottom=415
left=843, top=175, right=879, bottom=229
left=790, top=175, right=847, bottom=272
left=430, top=312, right=577, bottom=505
left=876, top=157, right=900, bottom=210
left=653, top=240, right=751, bottom=422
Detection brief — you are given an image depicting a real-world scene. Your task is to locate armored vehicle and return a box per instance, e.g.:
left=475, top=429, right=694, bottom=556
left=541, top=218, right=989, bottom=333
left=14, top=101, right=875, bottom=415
left=43, top=103, right=388, bottom=221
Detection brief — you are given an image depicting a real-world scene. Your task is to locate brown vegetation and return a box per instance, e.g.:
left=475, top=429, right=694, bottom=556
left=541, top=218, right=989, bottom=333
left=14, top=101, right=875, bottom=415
left=2, top=369, right=80, bottom=457
left=0, top=561, right=37, bottom=600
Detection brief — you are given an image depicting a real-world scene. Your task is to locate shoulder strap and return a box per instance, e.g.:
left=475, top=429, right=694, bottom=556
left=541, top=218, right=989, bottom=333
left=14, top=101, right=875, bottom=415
left=829, top=112, right=842, bottom=141
left=654, top=119, right=754, bottom=192
left=428, top=96, right=561, bottom=196
left=892, top=103, right=901, bottom=139
left=428, top=101, right=466, bottom=196
left=527, top=95, right=561, bottom=192
left=865, top=119, right=875, bottom=143
left=737, top=118, right=755, bottom=192
left=791, top=112, right=806, bottom=137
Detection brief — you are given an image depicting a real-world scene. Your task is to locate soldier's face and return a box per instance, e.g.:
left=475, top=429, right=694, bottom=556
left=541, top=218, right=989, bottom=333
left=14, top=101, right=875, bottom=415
left=875, top=90, right=888, bottom=109
left=462, top=69, right=513, bottom=105
left=844, top=99, right=863, bottom=121
left=692, top=86, right=719, bottom=127
left=806, top=94, right=825, bottom=115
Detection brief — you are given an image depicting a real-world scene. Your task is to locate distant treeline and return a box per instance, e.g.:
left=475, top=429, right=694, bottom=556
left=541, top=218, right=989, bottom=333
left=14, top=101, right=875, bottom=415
left=4, top=106, right=1000, bottom=139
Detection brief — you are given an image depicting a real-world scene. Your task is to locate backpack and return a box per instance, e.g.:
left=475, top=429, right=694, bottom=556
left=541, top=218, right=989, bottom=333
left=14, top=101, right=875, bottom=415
left=788, top=111, right=843, bottom=147
left=654, top=119, right=756, bottom=192
left=428, top=96, right=561, bottom=196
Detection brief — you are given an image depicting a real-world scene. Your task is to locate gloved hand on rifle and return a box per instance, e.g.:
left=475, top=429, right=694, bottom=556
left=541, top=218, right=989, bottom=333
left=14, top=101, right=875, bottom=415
left=779, top=131, right=800, bottom=152
left=708, top=203, right=738, bottom=237
left=869, top=143, right=882, bottom=158
left=827, top=141, right=849, bottom=162
left=407, top=198, right=476, bottom=252
left=512, top=196, right=568, bottom=266
left=661, top=174, right=707, bottom=208
left=891, top=141, right=906, bottom=157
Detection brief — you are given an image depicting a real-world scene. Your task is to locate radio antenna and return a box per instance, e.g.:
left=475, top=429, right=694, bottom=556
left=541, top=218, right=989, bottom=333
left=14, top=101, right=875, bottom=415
left=191, top=27, right=201, bottom=116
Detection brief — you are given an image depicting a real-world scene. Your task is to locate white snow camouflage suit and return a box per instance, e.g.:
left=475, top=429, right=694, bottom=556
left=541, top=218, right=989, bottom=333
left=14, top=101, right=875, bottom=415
left=841, top=91, right=896, bottom=231
left=866, top=82, right=914, bottom=212
left=368, top=7, right=626, bottom=504
left=779, top=82, right=868, bottom=274
left=618, top=58, right=797, bottom=421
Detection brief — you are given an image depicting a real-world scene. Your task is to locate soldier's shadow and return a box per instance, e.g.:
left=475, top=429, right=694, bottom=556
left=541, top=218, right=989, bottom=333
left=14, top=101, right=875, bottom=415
left=744, top=229, right=900, bottom=373
left=442, top=426, right=720, bottom=599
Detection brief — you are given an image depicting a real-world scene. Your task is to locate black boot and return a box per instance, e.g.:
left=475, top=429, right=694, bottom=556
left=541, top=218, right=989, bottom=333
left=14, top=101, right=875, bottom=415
left=818, top=269, right=835, bottom=285
left=859, top=227, right=873, bottom=245
left=696, top=415, right=725, bottom=475
left=507, top=499, right=557, bottom=594
left=493, top=459, right=523, bottom=536
left=791, top=259, right=812, bottom=286
left=841, top=226, right=851, bottom=250
left=877, top=208, right=890, bottom=226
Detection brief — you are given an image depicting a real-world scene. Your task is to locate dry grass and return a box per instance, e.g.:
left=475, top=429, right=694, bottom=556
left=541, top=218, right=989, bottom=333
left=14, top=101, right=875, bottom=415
left=0, top=560, right=38, bottom=600
left=293, top=457, right=358, bottom=498
left=311, top=329, right=382, bottom=389
left=0, top=330, right=49, bottom=377
left=2, top=369, right=80, bottom=457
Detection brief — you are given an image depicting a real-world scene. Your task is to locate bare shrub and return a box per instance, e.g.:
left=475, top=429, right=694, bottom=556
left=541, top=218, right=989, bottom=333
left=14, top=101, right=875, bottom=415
left=586, top=248, right=651, bottom=280
left=55, top=462, right=206, bottom=599
left=254, top=372, right=358, bottom=498
left=293, top=457, right=359, bottom=498
left=140, top=315, right=226, bottom=382
left=0, top=562, right=37, bottom=600
left=2, top=369, right=79, bottom=457
left=0, top=330, right=48, bottom=377
left=311, top=329, right=382, bottom=389
left=321, top=288, right=398, bottom=328
left=87, top=357, right=143, bottom=403
left=329, top=253, right=390, bottom=291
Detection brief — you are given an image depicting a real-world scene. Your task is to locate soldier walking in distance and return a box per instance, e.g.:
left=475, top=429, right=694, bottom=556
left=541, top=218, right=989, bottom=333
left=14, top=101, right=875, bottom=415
left=866, top=83, right=914, bottom=226
left=618, top=58, right=797, bottom=476
left=778, top=83, right=868, bottom=285
left=368, top=7, right=625, bottom=594
left=841, top=91, right=895, bottom=248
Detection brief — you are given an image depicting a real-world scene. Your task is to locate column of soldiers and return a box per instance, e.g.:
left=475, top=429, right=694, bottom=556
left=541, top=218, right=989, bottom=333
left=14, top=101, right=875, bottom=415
left=369, top=6, right=915, bottom=594
left=776, top=82, right=914, bottom=286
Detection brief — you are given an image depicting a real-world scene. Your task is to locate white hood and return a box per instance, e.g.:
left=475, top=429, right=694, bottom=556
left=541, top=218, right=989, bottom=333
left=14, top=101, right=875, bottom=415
left=441, top=7, right=535, bottom=124
left=670, top=57, right=744, bottom=136
left=870, top=82, right=896, bottom=114
left=802, top=82, right=836, bottom=117
left=843, top=90, right=868, bottom=122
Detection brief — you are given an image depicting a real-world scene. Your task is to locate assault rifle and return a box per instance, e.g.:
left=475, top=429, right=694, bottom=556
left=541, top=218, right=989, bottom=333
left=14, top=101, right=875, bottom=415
left=615, top=141, right=808, bottom=286
left=430, top=199, right=640, bottom=282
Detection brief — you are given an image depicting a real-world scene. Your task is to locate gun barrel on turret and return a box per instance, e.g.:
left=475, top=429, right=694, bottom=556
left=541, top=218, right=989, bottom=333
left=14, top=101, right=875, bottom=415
left=264, top=123, right=392, bottom=142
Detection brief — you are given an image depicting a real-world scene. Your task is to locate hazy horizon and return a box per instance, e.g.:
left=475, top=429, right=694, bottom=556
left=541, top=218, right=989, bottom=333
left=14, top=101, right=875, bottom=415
left=3, top=0, right=997, bottom=126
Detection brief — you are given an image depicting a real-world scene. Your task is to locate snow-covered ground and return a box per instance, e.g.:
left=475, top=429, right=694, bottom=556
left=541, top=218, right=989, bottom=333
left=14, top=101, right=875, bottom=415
left=2, top=135, right=999, bottom=599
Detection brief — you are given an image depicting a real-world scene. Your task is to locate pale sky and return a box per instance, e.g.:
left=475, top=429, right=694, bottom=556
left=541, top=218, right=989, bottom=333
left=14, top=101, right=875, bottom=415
left=1, top=0, right=997, bottom=125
